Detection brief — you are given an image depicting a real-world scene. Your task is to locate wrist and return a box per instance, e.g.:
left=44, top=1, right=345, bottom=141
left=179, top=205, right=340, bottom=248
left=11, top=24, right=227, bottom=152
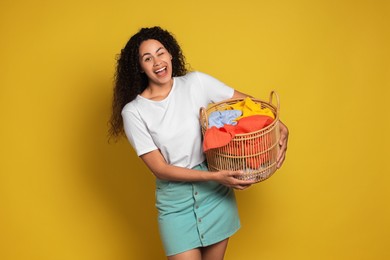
left=206, top=170, right=219, bottom=182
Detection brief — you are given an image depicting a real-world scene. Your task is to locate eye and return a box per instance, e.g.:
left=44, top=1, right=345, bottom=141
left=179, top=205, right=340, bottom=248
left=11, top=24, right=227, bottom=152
left=144, top=57, right=152, bottom=62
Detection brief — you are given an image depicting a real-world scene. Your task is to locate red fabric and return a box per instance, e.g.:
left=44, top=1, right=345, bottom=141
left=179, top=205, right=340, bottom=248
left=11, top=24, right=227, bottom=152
left=203, top=115, right=274, bottom=152
left=229, top=136, right=272, bottom=168
left=202, top=126, right=233, bottom=151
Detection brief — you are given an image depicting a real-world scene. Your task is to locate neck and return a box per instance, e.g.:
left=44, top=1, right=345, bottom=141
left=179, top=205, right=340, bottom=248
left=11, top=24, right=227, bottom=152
left=142, top=78, right=174, bottom=101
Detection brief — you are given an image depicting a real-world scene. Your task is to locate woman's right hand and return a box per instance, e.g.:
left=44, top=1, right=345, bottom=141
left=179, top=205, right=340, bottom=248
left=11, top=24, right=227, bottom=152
left=213, top=170, right=258, bottom=190
left=140, top=150, right=257, bottom=189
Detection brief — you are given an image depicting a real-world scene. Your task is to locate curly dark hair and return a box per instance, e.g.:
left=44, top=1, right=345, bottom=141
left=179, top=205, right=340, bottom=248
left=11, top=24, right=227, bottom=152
left=109, top=26, right=188, bottom=140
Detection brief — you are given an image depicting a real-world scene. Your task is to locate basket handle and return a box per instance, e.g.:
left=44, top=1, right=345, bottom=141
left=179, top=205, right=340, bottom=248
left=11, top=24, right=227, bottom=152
left=199, top=107, right=208, bottom=130
left=269, top=90, right=280, bottom=118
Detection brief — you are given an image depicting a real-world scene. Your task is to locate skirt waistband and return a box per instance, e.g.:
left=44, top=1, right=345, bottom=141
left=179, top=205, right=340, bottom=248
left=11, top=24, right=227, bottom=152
left=192, top=161, right=208, bottom=171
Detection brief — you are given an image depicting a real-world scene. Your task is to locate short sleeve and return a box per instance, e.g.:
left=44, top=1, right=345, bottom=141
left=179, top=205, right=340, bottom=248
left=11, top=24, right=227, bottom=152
left=195, top=71, right=234, bottom=103
left=122, top=104, right=158, bottom=156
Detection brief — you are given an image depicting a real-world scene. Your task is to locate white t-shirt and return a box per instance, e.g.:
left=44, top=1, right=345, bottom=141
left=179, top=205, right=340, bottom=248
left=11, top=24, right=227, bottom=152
left=122, top=71, right=234, bottom=169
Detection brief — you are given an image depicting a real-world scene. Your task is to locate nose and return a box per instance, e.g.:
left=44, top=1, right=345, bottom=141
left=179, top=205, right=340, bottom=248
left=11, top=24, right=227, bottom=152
left=153, top=56, right=162, bottom=66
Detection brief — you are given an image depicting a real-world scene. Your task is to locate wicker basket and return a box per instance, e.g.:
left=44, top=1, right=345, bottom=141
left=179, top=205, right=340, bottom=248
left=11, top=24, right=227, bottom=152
left=200, top=91, right=280, bottom=182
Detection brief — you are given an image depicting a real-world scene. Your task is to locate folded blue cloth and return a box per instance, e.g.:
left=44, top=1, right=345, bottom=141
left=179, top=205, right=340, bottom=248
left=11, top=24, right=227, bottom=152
left=208, top=110, right=242, bottom=128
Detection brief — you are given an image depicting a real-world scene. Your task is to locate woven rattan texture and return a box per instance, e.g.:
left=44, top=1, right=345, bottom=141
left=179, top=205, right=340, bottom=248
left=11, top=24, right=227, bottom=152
left=200, top=92, right=280, bottom=182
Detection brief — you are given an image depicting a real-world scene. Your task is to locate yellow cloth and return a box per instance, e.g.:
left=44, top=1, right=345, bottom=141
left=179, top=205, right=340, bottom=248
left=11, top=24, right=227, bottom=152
left=229, top=97, right=275, bottom=120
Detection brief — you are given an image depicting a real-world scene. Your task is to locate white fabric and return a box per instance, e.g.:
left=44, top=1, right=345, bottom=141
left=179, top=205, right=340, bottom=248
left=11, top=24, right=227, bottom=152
left=122, top=71, right=234, bottom=169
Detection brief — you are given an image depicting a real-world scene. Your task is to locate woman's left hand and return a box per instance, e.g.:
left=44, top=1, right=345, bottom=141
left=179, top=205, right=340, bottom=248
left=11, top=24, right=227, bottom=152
left=277, top=121, right=289, bottom=168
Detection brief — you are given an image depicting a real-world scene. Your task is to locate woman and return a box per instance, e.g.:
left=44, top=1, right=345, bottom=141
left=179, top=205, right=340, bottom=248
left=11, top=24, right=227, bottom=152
left=109, top=26, right=289, bottom=260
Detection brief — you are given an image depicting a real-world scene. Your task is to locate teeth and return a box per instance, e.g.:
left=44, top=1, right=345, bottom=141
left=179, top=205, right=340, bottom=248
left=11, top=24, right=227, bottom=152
left=155, top=67, right=166, bottom=73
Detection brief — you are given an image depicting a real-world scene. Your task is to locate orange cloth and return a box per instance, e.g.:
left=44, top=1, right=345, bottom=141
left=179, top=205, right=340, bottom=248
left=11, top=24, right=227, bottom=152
left=202, top=126, right=233, bottom=151
left=228, top=136, right=272, bottom=169
left=203, top=115, right=274, bottom=152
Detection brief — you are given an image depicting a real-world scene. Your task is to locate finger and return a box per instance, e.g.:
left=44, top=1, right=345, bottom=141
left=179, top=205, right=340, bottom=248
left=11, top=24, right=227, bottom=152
left=237, top=178, right=257, bottom=185
left=241, top=183, right=254, bottom=190
left=277, top=145, right=286, bottom=160
left=279, top=121, right=289, bottom=136
left=278, top=123, right=289, bottom=146
left=228, top=170, right=243, bottom=177
left=277, top=142, right=287, bottom=166
left=279, top=129, right=288, bottom=145
left=235, top=185, right=248, bottom=190
left=279, top=136, right=287, bottom=147
left=277, top=153, right=285, bottom=168
left=242, top=184, right=252, bottom=189
left=277, top=138, right=288, bottom=163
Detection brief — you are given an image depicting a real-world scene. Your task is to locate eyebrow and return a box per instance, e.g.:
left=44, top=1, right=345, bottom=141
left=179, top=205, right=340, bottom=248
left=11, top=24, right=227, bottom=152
left=140, top=46, right=165, bottom=58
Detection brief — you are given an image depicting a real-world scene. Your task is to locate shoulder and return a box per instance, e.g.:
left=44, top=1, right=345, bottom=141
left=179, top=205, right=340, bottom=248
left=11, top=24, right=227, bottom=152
left=121, top=98, right=141, bottom=116
left=176, top=71, right=211, bottom=80
left=175, top=71, right=214, bottom=84
left=175, top=71, right=196, bottom=81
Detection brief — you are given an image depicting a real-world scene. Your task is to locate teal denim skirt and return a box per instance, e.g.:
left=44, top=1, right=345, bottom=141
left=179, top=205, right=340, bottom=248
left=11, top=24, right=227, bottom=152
left=155, top=162, right=240, bottom=256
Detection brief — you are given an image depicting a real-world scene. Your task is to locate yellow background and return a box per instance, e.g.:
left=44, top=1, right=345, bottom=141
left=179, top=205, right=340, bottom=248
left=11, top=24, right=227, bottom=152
left=1, top=0, right=389, bottom=259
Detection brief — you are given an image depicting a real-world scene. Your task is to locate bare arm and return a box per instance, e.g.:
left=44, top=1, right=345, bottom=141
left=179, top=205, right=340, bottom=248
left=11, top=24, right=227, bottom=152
left=140, top=150, right=256, bottom=190
left=232, top=89, right=252, bottom=99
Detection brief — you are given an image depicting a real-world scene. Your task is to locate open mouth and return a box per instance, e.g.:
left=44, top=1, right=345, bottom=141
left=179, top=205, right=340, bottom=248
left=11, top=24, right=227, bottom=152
left=154, top=67, right=167, bottom=74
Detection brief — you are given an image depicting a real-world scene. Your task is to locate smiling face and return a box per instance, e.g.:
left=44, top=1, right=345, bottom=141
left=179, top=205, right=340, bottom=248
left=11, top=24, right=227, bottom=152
left=139, top=39, right=173, bottom=88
